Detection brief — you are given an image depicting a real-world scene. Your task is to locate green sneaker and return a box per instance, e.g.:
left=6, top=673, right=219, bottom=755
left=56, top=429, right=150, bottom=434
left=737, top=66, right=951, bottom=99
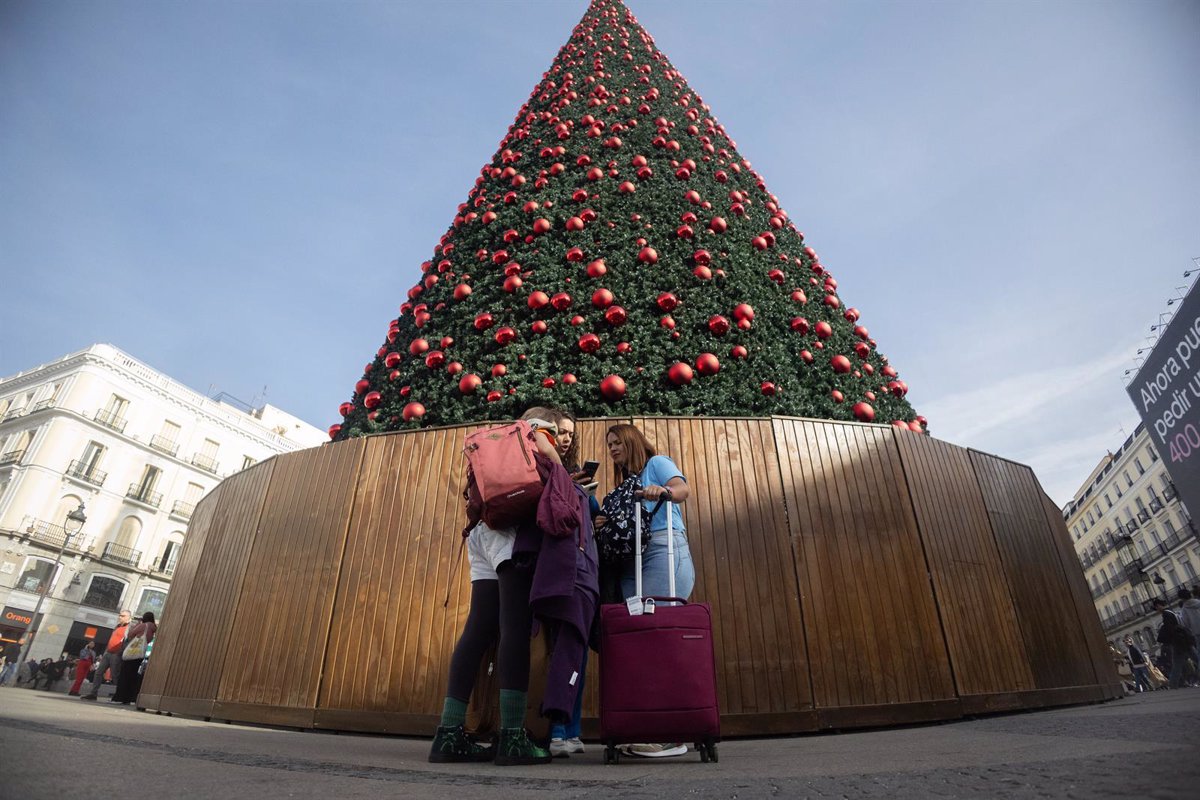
left=428, top=725, right=493, bottom=763
left=494, top=727, right=552, bottom=766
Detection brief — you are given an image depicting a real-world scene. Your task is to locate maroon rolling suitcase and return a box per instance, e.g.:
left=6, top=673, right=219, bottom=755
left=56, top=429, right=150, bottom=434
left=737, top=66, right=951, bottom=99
left=598, top=497, right=720, bottom=763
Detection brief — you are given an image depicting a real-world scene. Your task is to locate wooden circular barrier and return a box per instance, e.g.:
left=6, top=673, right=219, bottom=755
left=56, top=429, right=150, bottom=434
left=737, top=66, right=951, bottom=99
left=138, top=417, right=1121, bottom=735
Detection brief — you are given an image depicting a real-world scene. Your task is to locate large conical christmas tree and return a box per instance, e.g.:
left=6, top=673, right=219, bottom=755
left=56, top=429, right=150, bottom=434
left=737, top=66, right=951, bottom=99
left=332, top=0, right=922, bottom=440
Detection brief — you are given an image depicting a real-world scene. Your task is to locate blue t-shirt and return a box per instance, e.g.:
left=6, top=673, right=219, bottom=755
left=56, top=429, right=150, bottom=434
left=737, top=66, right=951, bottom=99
left=639, top=455, right=686, bottom=533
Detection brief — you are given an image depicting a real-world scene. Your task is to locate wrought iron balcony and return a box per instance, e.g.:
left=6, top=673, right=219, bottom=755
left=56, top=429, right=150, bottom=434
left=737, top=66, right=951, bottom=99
left=94, top=409, right=128, bottom=433
left=1149, top=498, right=1164, bottom=515
left=66, top=459, right=107, bottom=487
left=1163, top=483, right=1178, bottom=502
left=101, top=541, right=142, bottom=568
left=149, top=435, right=180, bottom=457
left=19, top=516, right=84, bottom=550
left=1126, top=518, right=1140, bottom=531
left=190, top=452, right=219, bottom=474
left=170, top=500, right=195, bottom=520
left=0, top=449, right=25, bottom=466
left=126, top=483, right=163, bottom=508
left=1137, top=509, right=1151, bottom=524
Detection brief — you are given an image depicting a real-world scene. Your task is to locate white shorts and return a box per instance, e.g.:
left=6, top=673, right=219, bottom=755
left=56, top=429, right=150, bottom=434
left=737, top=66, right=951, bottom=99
left=467, top=521, right=516, bottom=582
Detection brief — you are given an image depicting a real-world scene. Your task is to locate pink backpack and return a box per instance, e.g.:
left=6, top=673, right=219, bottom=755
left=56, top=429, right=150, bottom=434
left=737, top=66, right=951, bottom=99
left=464, top=421, right=543, bottom=529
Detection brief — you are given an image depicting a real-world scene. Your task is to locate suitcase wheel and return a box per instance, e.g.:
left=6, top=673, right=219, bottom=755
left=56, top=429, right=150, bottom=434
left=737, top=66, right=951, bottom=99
left=604, top=744, right=620, bottom=765
left=698, top=743, right=709, bottom=763
left=708, top=742, right=719, bottom=763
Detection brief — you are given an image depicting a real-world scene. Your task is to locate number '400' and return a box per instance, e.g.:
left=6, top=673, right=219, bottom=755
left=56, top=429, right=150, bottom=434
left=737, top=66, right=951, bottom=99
left=1169, top=424, right=1200, bottom=462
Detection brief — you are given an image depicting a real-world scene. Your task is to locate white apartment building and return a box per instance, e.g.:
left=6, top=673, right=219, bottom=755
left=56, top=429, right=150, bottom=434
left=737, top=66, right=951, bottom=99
left=0, top=344, right=326, bottom=662
left=1063, top=423, right=1200, bottom=655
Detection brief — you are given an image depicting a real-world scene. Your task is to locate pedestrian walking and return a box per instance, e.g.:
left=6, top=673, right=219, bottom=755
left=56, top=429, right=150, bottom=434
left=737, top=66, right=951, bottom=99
left=111, top=612, right=156, bottom=705
left=81, top=609, right=131, bottom=701
left=69, top=641, right=97, bottom=696
left=1153, top=598, right=1196, bottom=689
left=1124, top=636, right=1154, bottom=693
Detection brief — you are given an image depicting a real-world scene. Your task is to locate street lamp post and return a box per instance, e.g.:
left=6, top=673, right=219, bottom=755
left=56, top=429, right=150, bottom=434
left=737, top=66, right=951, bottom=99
left=7, top=503, right=87, bottom=682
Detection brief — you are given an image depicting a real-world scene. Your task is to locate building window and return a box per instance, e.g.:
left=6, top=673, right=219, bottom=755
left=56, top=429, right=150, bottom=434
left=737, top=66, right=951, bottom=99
left=1105, top=493, right=1113, bottom=509
left=241, top=455, right=256, bottom=471
left=104, top=394, right=129, bottom=418
left=1115, top=483, right=1123, bottom=498
left=135, top=465, right=161, bottom=496
left=81, top=575, right=127, bottom=611
left=1120, top=595, right=1131, bottom=611
left=135, top=588, right=167, bottom=619
left=114, top=516, right=143, bottom=549
left=16, top=556, right=58, bottom=594
left=1134, top=457, right=1145, bottom=476
left=157, top=540, right=182, bottom=574
left=80, top=441, right=106, bottom=473
left=1087, top=510, right=1094, bottom=525
left=1125, top=471, right=1134, bottom=488
left=1182, top=557, right=1197, bottom=581
left=1149, top=446, right=1159, bottom=462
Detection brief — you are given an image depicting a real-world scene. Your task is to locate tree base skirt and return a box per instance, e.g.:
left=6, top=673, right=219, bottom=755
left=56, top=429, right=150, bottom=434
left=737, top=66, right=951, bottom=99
left=139, top=416, right=1122, bottom=736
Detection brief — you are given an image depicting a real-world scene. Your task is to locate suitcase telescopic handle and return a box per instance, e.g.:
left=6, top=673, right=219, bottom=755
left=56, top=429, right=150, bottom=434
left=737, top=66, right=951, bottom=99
left=643, top=596, right=688, bottom=605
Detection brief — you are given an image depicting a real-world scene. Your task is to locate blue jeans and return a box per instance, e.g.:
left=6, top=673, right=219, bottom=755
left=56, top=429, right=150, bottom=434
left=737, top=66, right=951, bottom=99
left=620, top=529, right=694, bottom=602
left=549, top=651, right=588, bottom=740
left=1131, top=665, right=1153, bottom=692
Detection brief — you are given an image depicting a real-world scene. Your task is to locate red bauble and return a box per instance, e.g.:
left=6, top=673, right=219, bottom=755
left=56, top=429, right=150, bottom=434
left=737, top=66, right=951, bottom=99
left=831, top=355, right=852, bottom=374
left=473, top=313, right=495, bottom=331
left=815, top=321, right=832, bottom=339
left=760, top=381, right=777, bottom=396
left=562, top=373, right=578, bottom=385
left=566, top=216, right=585, bottom=231
left=668, top=362, right=694, bottom=385
left=709, top=216, right=727, bottom=233
left=578, top=333, right=602, bottom=353
left=491, top=364, right=507, bottom=377
left=424, top=350, right=445, bottom=369
left=790, top=317, right=809, bottom=334
left=638, top=246, right=659, bottom=264
left=732, top=303, right=755, bottom=322
left=600, top=374, right=627, bottom=401
left=693, top=249, right=712, bottom=266
left=695, top=352, right=721, bottom=376
left=708, top=315, right=730, bottom=335
left=542, top=377, right=557, bottom=388
left=908, top=421, right=923, bottom=432
left=446, top=362, right=463, bottom=375
left=791, top=289, right=807, bottom=304
left=486, top=390, right=502, bottom=402
left=459, top=374, right=482, bottom=394
left=605, top=305, right=628, bottom=326
left=494, top=327, right=517, bottom=345
left=659, top=315, right=676, bottom=329
left=327, top=424, right=341, bottom=439
left=355, top=379, right=370, bottom=395
left=402, top=402, right=426, bottom=422
left=592, top=288, right=614, bottom=308
left=693, top=265, right=713, bottom=280
left=616, top=341, right=632, bottom=354
left=852, top=402, right=875, bottom=423
left=503, top=275, right=523, bottom=292
left=533, top=217, right=552, bottom=234
left=551, top=292, right=573, bottom=311
left=453, top=284, right=473, bottom=301
left=440, top=336, right=454, bottom=349
left=528, top=291, right=551, bottom=310
left=531, top=320, right=548, bottom=335
left=799, top=349, right=814, bottom=364
left=831, top=390, right=845, bottom=403
left=338, top=402, right=354, bottom=417
left=408, top=339, right=429, bottom=356
left=565, top=247, right=585, bottom=262
left=586, top=258, right=608, bottom=277
left=730, top=345, right=748, bottom=359
left=656, top=292, right=679, bottom=311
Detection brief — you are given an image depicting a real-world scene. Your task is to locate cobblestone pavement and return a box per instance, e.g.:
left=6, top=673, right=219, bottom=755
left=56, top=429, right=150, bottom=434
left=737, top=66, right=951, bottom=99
left=2, top=687, right=1197, bottom=799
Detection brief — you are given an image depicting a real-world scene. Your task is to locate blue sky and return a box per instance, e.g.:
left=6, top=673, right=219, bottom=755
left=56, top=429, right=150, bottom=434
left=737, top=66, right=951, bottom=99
left=1, top=0, right=1197, bottom=504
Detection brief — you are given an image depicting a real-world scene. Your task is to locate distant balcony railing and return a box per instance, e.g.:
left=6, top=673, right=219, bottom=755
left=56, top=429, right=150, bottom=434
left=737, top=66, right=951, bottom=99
left=28, top=400, right=55, bottom=414
left=1137, top=509, right=1151, bottom=524
left=19, top=516, right=82, bottom=550
left=0, top=449, right=25, bottom=466
left=1163, top=484, right=1178, bottom=502
left=2, top=408, right=25, bottom=422
left=101, top=541, right=142, bottom=568
left=1126, top=518, right=1140, bottom=531
left=66, top=459, right=107, bottom=487
left=1149, top=499, right=1164, bottom=515
left=126, top=484, right=163, bottom=508
left=94, top=409, right=128, bottom=433
left=190, top=453, right=219, bottom=474
left=170, top=500, right=195, bottom=520
left=150, top=435, right=179, bottom=457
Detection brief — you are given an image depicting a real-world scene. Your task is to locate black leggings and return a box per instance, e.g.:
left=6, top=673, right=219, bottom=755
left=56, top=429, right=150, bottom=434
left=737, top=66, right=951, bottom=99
left=446, top=560, right=534, bottom=701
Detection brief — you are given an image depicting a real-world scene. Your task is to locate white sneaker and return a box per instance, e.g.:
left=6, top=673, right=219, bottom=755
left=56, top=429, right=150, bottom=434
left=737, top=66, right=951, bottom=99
left=624, top=742, right=688, bottom=758
left=549, top=738, right=570, bottom=758
left=565, top=737, right=585, bottom=754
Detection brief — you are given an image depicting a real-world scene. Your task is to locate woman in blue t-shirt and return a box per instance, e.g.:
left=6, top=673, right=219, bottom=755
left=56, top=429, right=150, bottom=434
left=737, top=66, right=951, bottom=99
left=604, top=423, right=694, bottom=602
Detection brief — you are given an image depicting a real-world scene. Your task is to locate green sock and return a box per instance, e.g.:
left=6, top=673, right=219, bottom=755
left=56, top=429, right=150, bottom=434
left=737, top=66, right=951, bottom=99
left=440, top=696, right=468, bottom=728
left=499, top=689, right=526, bottom=729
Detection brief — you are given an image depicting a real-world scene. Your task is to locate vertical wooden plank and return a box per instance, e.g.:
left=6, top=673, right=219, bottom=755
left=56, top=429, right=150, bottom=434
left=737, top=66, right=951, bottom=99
left=894, top=433, right=1036, bottom=704
left=214, top=439, right=364, bottom=724
left=970, top=451, right=1096, bottom=691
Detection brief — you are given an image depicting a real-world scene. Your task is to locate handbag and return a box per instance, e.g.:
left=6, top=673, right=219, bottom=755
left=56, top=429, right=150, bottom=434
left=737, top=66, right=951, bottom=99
left=1146, top=662, right=1168, bottom=688
left=122, top=632, right=147, bottom=661
left=595, top=475, right=665, bottom=565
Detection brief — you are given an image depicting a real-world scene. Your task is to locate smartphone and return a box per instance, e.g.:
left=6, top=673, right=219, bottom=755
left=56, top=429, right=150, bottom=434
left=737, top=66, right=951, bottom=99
left=581, top=460, right=600, bottom=477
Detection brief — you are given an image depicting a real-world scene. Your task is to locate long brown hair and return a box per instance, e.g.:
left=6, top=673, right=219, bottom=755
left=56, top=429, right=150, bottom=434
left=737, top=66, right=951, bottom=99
left=552, top=408, right=580, bottom=472
left=606, top=423, right=656, bottom=481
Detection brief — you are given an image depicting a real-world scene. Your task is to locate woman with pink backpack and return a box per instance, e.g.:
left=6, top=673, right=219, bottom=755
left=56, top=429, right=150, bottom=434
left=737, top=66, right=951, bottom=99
left=429, top=406, right=597, bottom=767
